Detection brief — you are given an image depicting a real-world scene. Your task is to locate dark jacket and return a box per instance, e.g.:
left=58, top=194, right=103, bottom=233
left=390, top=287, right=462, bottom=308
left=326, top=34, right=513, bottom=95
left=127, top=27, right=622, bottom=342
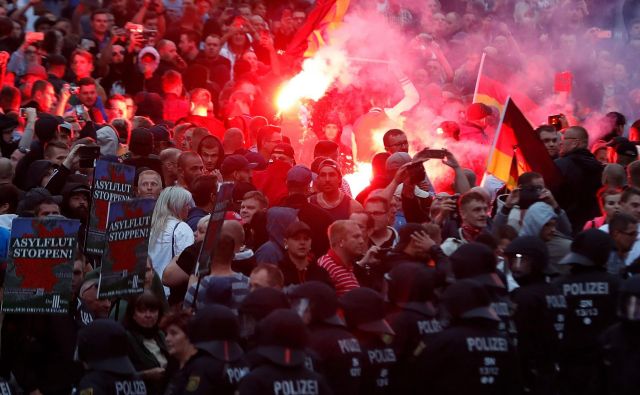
left=598, top=321, right=640, bottom=395
left=125, top=327, right=170, bottom=395
left=415, top=317, right=522, bottom=395
left=279, top=194, right=333, bottom=259
left=554, top=149, right=603, bottom=232
left=278, top=254, right=333, bottom=287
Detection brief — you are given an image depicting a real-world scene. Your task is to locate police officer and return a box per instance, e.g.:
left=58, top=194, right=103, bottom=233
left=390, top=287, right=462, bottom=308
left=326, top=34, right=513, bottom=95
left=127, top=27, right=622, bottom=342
left=415, top=279, right=522, bottom=395
left=450, top=243, right=516, bottom=341
left=554, top=229, right=619, bottom=395
left=504, top=236, right=567, bottom=395
left=238, top=309, right=332, bottom=395
left=238, top=287, right=290, bottom=349
left=339, top=287, right=396, bottom=395
left=289, top=281, right=363, bottom=395
left=76, top=319, right=147, bottom=395
left=171, top=304, right=248, bottom=395
left=598, top=276, right=640, bottom=394
left=383, top=263, right=442, bottom=393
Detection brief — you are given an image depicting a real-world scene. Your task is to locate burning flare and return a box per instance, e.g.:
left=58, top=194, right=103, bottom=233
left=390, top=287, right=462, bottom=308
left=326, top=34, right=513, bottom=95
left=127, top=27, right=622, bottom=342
left=344, top=161, right=372, bottom=197
left=276, top=48, right=349, bottom=112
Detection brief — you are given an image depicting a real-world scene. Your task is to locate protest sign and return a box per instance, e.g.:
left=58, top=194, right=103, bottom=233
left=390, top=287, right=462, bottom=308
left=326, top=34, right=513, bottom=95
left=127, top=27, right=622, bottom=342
left=85, top=160, right=136, bottom=255
left=2, top=218, right=81, bottom=314
left=98, top=198, right=155, bottom=298
left=195, top=182, right=235, bottom=276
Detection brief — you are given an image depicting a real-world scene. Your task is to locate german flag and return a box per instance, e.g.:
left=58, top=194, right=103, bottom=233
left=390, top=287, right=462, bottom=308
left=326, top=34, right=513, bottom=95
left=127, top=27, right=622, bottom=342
left=473, top=53, right=538, bottom=115
left=485, top=97, right=562, bottom=190
left=285, top=0, right=350, bottom=60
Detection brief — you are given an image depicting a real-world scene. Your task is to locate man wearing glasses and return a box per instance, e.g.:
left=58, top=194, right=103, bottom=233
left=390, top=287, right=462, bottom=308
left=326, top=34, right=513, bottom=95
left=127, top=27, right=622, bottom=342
left=554, top=126, right=604, bottom=232
left=383, top=129, right=409, bottom=154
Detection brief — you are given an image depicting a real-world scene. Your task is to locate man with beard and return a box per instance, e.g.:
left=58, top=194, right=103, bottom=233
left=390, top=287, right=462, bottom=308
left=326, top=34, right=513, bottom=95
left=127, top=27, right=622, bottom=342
left=61, top=182, right=90, bottom=223
left=177, top=151, right=204, bottom=190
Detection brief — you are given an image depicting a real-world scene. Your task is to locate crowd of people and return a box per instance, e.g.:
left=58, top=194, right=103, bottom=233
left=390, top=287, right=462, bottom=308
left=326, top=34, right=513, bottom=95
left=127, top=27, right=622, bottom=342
left=2, top=0, right=640, bottom=394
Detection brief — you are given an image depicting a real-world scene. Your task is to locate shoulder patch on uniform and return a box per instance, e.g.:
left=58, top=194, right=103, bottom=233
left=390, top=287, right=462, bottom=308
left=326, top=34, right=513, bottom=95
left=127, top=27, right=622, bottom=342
left=186, top=376, right=200, bottom=392
left=80, top=388, right=93, bottom=395
left=381, top=334, right=394, bottom=345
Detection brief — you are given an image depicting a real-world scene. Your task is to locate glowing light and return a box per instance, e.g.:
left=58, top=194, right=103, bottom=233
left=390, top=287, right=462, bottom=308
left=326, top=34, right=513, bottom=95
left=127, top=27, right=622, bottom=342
left=275, top=49, right=348, bottom=112
left=344, top=162, right=372, bottom=197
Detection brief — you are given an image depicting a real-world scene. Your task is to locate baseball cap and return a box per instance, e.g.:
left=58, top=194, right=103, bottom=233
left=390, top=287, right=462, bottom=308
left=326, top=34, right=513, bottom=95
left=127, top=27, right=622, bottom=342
left=271, top=143, right=295, bottom=159
left=386, top=152, right=412, bottom=173
left=616, top=140, right=638, bottom=158
left=244, top=151, right=267, bottom=170
left=287, top=165, right=312, bottom=186
left=316, top=158, right=342, bottom=177
left=221, top=154, right=257, bottom=176
left=284, top=221, right=312, bottom=238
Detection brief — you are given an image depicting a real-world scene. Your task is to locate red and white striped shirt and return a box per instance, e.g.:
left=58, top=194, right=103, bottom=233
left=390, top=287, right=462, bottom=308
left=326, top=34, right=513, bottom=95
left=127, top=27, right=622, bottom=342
left=317, top=249, right=360, bottom=296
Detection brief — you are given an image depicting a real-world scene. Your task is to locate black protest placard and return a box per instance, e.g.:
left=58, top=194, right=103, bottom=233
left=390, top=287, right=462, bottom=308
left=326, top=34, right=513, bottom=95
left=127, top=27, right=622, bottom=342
left=85, top=160, right=136, bottom=256
left=98, top=198, right=156, bottom=298
left=195, top=182, right=235, bottom=276
left=2, top=218, right=81, bottom=314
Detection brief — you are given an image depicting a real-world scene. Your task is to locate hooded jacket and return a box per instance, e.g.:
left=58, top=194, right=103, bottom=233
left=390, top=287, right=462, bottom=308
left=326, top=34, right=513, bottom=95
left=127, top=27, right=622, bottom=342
left=554, top=148, right=603, bottom=232
left=519, top=202, right=557, bottom=238
left=96, top=125, right=119, bottom=157
left=254, top=207, right=299, bottom=265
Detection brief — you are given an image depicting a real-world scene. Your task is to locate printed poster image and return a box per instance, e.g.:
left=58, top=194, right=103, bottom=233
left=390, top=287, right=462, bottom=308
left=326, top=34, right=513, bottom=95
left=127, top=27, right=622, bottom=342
left=99, top=198, right=155, bottom=298
left=85, top=160, right=136, bottom=256
left=2, top=218, right=81, bottom=314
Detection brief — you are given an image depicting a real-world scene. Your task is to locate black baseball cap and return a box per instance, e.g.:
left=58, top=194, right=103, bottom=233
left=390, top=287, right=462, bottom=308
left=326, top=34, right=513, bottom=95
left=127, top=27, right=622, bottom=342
left=77, top=319, right=136, bottom=375
left=221, top=154, right=257, bottom=176
left=284, top=221, right=312, bottom=238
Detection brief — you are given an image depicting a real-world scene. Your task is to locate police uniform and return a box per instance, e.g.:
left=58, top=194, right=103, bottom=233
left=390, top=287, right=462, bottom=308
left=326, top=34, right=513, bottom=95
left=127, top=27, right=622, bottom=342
left=238, top=309, right=332, bottom=395
left=383, top=263, right=443, bottom=394
left=76, top=319, right=147, bottom=395
left=553, top=230, right=619, bottom=395
left=450, top=243, right=517, bottom=342
left=340, top=287, right=397, bottom=395
left=598, top=276, right=640, bottom=395
left=171, top=305, right=249, bottom=395
left=290, top=282, right=363, bottom=395
left=415, top=279, right=522, bottom=395
left=504, top=237, right=567, bottom=395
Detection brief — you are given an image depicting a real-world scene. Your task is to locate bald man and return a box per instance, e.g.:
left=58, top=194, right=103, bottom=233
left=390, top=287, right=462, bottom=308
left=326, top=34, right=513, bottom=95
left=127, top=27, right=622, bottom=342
left=602, top=163, right=626, bottom=189
left=160, top=147, right=182, bottom=186
left=555, top=126, right=604, bottom=232
left=223, top=128, right=245, bottom=155
left=177, top=151, right=204, bottom=190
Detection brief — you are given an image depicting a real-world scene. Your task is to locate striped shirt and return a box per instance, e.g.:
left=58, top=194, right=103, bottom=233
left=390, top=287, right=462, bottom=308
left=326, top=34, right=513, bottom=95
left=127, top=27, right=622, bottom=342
left=317, top=250, right=360, bottom=296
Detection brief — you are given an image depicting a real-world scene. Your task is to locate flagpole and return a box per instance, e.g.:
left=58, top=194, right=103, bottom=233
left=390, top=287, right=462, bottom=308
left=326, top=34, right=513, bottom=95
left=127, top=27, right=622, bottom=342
left=481, top=96, right=511, bottom=189
left=472, top=52, right=487, bottom=104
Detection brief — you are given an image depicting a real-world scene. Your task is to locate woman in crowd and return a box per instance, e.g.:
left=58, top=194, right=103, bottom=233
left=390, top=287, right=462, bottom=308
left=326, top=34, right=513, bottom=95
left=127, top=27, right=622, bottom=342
left=584, top=186, right=623, bottom=229
left=149, top=186, right=195, bottom=294
left=124, top=290, right=170, bottom=394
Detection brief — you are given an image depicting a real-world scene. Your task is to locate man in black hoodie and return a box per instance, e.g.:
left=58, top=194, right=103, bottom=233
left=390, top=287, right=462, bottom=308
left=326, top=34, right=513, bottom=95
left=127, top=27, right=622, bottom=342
left=554, top=126, right=603, bottom=232
left=504, top=236, right=567, bottom=395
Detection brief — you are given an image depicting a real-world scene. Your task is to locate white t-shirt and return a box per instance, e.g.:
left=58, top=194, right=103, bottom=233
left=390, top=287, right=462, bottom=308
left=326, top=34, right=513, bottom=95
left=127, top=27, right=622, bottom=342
left=148, top=218, right=194, bottom=295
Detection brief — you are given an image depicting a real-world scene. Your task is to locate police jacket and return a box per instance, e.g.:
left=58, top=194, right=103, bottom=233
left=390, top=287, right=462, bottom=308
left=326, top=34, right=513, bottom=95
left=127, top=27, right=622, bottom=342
left=353, top=331, right=397, bottom=395
left=598, top=321, right=640, bottom=395
left=77, top=371, right=146, bottom=395
left=511, top=279, right=567, bottom=393
left=386, top=302, right=442, bottom=394
left=238, top=354, right=333, bottom=395
left=307, top=322, right=363, bottom=395
left=416, top=317, right=522, bottom=395
left=171, top=341, right=248, bottom=395
left=554, top=266, right=619, bottom=360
